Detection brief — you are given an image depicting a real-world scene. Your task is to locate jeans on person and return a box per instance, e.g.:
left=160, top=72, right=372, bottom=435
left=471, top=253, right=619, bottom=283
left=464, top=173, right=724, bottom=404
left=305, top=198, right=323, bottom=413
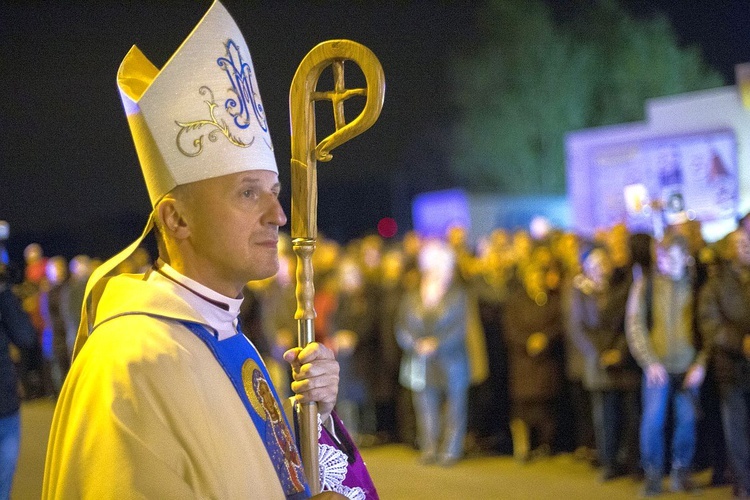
left=591, top=389, right=640, bottom=470
left=719, top=385, right=750, bottom=491
left=413, top=383, right=468, bottom=461
left=0, top=412, right=21, bottom=500
left=640, top=373, right=698, bottom=475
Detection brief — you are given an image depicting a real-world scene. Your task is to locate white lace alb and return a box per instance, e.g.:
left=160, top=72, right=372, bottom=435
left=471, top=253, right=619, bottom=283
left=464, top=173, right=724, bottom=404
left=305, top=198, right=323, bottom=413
left=316, top=415, right=366, bottom=500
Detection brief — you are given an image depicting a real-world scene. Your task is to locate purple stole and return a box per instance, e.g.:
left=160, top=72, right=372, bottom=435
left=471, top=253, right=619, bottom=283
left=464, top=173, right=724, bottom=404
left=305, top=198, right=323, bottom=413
left=319, top=412, right=379, bottom=499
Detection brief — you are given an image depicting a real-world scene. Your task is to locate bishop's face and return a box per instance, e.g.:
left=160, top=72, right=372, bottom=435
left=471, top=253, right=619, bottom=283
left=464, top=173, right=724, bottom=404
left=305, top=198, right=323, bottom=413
left=182, top=169, right=287, bottom=296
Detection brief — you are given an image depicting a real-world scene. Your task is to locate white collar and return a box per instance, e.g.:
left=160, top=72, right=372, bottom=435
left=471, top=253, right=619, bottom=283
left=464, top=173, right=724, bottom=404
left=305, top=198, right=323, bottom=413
left=150, top=260, right=243, bottom=341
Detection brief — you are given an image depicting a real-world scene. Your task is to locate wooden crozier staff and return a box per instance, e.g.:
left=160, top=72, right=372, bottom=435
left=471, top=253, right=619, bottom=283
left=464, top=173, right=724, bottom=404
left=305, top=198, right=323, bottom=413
left=289, top=40, right=385, bottom=494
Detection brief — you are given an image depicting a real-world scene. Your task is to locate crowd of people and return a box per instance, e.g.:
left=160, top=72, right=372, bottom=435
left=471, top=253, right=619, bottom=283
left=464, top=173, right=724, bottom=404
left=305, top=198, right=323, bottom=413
left=3, top=211, right=750, bottom=497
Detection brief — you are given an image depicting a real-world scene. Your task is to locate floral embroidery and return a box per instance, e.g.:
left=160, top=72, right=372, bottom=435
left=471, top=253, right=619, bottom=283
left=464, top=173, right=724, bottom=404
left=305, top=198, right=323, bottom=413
left=175, top=86, right=254, bottom=157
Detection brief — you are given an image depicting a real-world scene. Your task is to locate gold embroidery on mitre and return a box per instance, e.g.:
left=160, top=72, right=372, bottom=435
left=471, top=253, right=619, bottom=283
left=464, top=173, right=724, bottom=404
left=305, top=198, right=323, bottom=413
left=175, top=86, right=255, bottom=157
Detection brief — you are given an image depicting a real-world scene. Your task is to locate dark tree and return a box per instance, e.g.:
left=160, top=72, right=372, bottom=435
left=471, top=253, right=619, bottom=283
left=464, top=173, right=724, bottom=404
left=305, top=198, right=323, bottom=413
left=449, top=0, right=724, bottom=195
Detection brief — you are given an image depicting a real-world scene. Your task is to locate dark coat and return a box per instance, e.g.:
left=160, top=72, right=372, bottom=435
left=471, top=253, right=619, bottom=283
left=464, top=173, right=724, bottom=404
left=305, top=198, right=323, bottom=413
left=1, top=283, right=37, bottom=416
left=699, top=262, right=750, bottom=389
left=333, top=283, right=380, bottom=403
left=374, top=281, right=404, bottom=403
left=568, top=274, right=640, bottom=391
left=502, top=283, right=564, bottom=401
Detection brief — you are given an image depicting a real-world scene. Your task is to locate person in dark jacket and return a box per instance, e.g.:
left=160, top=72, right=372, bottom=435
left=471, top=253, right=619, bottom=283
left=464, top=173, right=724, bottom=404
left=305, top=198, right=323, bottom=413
left=332, top=254, right=379, bottom=444
left=374, top=247, right=407, bottom=445
left=569, top=245, right=640, bottom=481
left=0, top=267, right=37, bottom=499
left=503, top=245, right=564, bottom=462
left=699, top=228, right=750, bottom=498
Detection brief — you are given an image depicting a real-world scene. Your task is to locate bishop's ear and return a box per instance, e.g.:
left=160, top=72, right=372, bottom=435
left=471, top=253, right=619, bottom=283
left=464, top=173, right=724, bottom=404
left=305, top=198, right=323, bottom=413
left=156, top=193, right=191, bottom=240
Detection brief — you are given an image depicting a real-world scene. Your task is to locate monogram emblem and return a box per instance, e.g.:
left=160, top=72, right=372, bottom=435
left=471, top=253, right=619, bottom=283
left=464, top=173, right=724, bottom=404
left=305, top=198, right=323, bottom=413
left=175, top=39, right=270, bottom=157
left=218, top=39, right=268, bottom=133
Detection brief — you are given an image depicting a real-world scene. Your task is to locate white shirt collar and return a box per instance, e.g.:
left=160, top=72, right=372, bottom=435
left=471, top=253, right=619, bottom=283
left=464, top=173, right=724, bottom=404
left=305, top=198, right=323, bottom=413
left=149, top=260, right=244, bottom=341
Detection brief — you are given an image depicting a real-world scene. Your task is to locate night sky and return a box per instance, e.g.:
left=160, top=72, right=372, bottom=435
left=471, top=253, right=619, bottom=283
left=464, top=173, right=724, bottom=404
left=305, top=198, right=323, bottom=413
left=2, top=1, right=749, bottom=263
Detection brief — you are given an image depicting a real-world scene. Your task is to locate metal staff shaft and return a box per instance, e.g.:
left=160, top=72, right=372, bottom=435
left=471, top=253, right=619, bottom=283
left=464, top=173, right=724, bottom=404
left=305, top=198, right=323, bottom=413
left=289, top=40, right=385, bottom=494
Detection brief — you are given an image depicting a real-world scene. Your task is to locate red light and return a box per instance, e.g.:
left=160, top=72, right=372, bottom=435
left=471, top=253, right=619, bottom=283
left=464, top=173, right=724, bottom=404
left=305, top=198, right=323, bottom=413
left=377, top=217, right=398, bottom=238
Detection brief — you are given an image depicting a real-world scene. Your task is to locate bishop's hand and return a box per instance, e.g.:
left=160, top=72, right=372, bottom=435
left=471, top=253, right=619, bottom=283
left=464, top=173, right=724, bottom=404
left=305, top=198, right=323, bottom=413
left=284, top=342, right=339, bottom=422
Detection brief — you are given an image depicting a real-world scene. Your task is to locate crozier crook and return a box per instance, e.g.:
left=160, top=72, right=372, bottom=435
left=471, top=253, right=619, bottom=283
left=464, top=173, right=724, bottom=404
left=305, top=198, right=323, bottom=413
left=289, top=40, right=385, bottom=494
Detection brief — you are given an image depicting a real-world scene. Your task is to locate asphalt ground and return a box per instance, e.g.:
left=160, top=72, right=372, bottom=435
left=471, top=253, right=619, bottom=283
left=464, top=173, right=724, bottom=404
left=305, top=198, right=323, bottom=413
left=12, top=400, right=734, bottom=499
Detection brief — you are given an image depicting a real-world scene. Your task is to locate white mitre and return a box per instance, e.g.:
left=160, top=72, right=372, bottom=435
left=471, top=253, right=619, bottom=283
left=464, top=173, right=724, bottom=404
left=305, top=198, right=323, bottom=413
left=73, top=0, right=277, bottom=358
left=118, top=0, right=277, bottom=206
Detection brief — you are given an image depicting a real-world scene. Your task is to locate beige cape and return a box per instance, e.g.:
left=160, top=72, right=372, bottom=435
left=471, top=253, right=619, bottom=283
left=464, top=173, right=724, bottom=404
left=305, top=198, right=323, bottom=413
left=43, top=272, right=288, bottom=499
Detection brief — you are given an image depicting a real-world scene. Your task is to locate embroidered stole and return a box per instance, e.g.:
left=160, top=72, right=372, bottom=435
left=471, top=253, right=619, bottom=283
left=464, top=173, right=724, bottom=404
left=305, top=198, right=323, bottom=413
left=181, top=321, right=310, bottom=499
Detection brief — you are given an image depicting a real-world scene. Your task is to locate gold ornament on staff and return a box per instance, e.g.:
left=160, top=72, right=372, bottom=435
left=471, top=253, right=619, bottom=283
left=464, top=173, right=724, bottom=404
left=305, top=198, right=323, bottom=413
left=289, top=40, right=385, bottom=494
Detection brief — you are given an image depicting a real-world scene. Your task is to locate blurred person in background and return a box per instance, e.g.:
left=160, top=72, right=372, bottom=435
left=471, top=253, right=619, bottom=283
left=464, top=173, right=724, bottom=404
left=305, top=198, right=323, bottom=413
left=503, top=244, right=564, bottom=462
left=467, top=229, right=514, bottom=453
left=605, top=223, right=631, bottom=275
left=358, top=234, right=383, bottom=289
left=354, top=235, right=404, bottom=446
left=65, top=255, right=91, bottom=358
left=626, top=232, right=706, bottom=496
left=0, top=262, right=37, bottom=500
left=332, top=253, right=378, bottom=445
left=312, top=237, right=341, bottom=349
left=556, top=231, right=597, bottom=464
left=376, top=247, right=409, bottom=445
left=510, top=230, right=533, bottom=274
left=22, top=244, right=47, bottom=291
left=446, top=225, right=474, bottom=282
left=15, top=244, right=48, bottom=399
left=39, top=256, right=72, bottom=395
left=672, top=218, right=730, bottom=486
left=400, top=231, right=422, bottom=285
left=396, top=239, right=469, bottom=466
left=446, top=225, right=491, bottom=454
left=698, top=228, right=750, bottom=498
left=569, top=245, right=640, bottom=481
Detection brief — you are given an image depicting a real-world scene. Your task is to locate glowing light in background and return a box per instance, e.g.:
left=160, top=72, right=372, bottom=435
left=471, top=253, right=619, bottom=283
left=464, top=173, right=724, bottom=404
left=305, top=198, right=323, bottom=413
left=412, top=189, right=470, bottom=239
left=377, top=217, right=398, bottom=238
